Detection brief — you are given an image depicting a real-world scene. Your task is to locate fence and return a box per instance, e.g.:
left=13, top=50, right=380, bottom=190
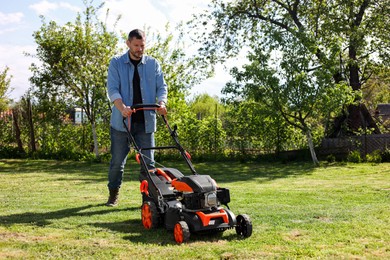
left=318, top=134, right=390, bottom=158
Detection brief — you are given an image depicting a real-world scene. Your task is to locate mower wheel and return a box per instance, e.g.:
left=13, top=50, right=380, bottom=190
left=173, top=221, right=190, bottom=244
left=141, top=201, right=159, bottom=229
left=235, top=214, right=252, bottom=238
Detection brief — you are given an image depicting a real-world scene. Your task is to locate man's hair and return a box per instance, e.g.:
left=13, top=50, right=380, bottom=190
left=128, top=29, right=145, bottom=40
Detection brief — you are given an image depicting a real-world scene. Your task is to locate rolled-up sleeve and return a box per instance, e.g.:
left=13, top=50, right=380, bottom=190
left=107, top=58, right=122, bottom=103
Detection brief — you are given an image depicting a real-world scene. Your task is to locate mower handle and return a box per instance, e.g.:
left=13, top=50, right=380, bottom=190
left=130, top=103, right=161, bottom=110
left=122, top=104, right=163, bottom=121
left=122, top=103, right=197, bottom=175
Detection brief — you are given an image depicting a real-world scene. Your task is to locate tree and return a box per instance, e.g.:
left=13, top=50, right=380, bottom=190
left=189, top=93, right=224, bottom=120
left=0, top=67, right=21, bottom=154
left=147, top=24, right=213, bottom=101
left=187, top=94, right=226, bottom=158
left=224, top=39, right=354, bottom=165
left=223, top=100, right=307, bottom=160
left=144, top=32, right=226, bottom=159
left=363, top=66, right=390, bottom=110
left=145, top=26, right=217, bottom=158
left=29, top=1, right=119, bottom=158
left=363, top=66, right=390, bottom=132
left=11, top=105, right=25, bottom=154
left=0, top=66, right=12, bottom=112
left=190, top=0, right=389, bottom=137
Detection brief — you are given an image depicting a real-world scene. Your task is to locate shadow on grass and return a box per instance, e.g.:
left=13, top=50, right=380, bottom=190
left=92, top=219, right=177, bottom=245
left=0, top=159, right=317, bottom=185
left=0, top=159, right=106, bottom=173
left=0, top=204, right=138, bottom=227
left=173, top=161, right=317, bottom=184
left=0, top=159, right=144, bottom=183
left=93, top=218, right=245, bottom=245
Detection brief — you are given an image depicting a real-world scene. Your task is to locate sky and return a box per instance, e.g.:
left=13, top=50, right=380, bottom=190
left=0, top=0, right=237, bottom=101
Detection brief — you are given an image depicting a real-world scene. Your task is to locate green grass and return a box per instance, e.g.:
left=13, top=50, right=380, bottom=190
left=0, top=159, right=389, bottom=259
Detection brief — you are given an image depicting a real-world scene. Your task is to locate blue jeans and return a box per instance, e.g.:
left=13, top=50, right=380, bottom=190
left=108, top=123, right=155, bottom=189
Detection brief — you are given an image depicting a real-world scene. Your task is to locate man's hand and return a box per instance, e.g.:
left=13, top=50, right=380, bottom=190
left=157, top=101, right=167, bottom=115
left=114, top=98, right=133, bottom=117
left=121, top=106, right=134, bottom=117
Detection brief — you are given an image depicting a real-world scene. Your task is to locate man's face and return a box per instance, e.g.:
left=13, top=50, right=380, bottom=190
left=127, top=37, right=145, bottom=60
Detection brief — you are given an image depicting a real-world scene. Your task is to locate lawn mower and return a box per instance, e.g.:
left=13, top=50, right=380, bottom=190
left=123, top=104, right=252, bottom=244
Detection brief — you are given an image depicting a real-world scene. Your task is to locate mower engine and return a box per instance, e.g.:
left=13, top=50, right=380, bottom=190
left=182, top=191, right=218, bottom=209
left=172, top=175, right=228, bottom=210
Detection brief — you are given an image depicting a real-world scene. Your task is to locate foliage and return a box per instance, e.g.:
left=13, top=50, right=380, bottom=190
left=0, top=146, right=26, bottom=159
left=0, top=113, right=13, bottom=147
left=363, top=66, right=390, bottom=133
left=6, top=1, right=390, bottom=162
left=143, top=27, right=224, bottom=159
left=190, top=0, right=389, bottom=135
left=326, top=154, right=336, bottom=163
left=7, top=15, right=216, bottom=162
left=363, top=66, right=390, bottom=110
left=366, top=149, right=382, bottom=164
left=147, top=24, right=213, bottom=100
left=155, top=95, right=227, bottom=161
left=28, top=1, right=119, bottom=158
left=347, top=150, right=362, bottom=163
left=0, top=66, right=12, bottom=112
left=191, top=0, right=390, bottom=85
left=223, top=101, right=294, bottom=155
left=35, top=123, right=88, bottom=159
left=189, top=93, right=224, bottom=120
left=223, top=33, right=354, bottom=165
left=382, top=148, right=390, bottom=162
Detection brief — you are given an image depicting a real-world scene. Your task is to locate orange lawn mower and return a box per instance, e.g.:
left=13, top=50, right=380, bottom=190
left=123, top=104, right=252, bottom=244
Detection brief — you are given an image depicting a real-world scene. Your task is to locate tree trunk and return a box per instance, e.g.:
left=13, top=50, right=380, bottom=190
left=91, top=121, right=99, bottom=159
left=306, top=129, right=319, bottom=166
left=329, top=103, right=381, bottom=137
left=328, top=19, right=381, bottom=137
left=27, top=98, right=36, bottom=152
left=347, top=103, right=380, bottom=133
left=12, top=108, right=25, bottom=154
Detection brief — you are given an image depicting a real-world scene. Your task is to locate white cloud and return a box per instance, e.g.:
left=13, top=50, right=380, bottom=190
left=159, top=0, right=209, bottom=23
left=29, top=0, right=58, bottom=15
left=101, top=0, right=209, bottom=35
left=0, top=44, right=37, bottom=100
left=0, top=27, right=19, bottom=35
left=58, top=2, right=82, bottom=12
left=29, top=0, right=81, bottom=16
left=100, top=0, right=210, bottom=54
left=0, top=11, right=24, bottom=25
left=102, top=0, right=169, bottom=35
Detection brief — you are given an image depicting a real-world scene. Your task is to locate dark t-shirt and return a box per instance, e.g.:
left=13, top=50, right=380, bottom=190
left=130, top=58, right=144, bottom=123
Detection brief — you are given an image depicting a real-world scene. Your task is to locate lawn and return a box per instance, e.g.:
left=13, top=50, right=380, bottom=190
left=0, top=159, right=389, bottom=259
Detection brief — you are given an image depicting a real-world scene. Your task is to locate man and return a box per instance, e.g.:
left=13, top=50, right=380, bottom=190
left=106, top=29, right=168, bottom=206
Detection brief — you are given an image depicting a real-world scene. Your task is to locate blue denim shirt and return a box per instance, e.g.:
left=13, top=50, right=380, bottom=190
left=107, top=52, right=168, bottom=133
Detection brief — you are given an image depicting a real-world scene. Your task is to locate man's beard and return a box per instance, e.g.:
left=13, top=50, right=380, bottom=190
left=130, top=49, right=142, bottom=59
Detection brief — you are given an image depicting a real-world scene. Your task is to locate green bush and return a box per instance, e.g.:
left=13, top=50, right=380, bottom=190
left=382, top=148, right=390, bottom=162
left=326, top=154, right=336, bottom=163
left=366, top=150, right=382, bottom=163
left=97, top=152, right=111, bottom=163
left=0, top=146, right=26, bottom=159
left=347, top=150, right=362, bottom=163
